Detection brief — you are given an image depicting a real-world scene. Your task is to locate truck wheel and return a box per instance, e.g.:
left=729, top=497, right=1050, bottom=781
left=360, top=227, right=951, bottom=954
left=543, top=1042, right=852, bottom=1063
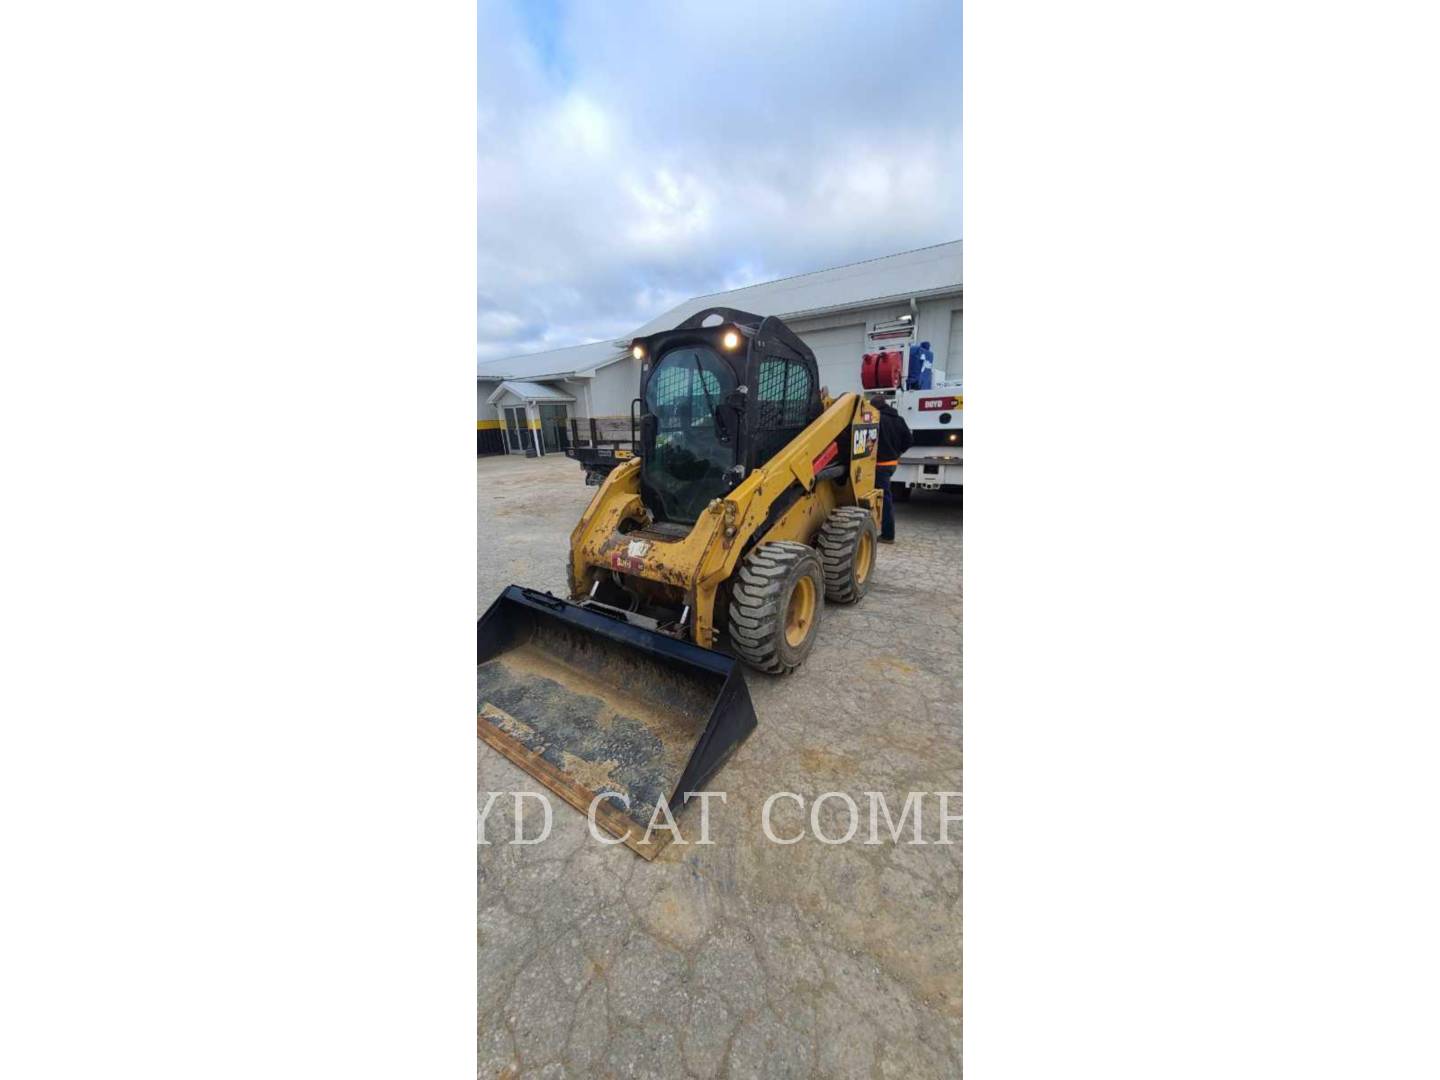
left=891, top=482, right=912, bottom=502
left=816, top=506, right=879, bottom=603
left=726, top=541, right=824, bottom=675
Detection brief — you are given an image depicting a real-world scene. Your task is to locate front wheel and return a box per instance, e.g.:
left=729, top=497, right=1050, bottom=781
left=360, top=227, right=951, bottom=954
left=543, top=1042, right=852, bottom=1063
left=726, top=541, right=824, bottom=675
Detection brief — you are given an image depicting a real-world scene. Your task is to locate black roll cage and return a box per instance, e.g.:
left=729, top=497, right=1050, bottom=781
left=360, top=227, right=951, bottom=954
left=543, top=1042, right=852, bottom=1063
left=631, top=308, right=823, bottom=481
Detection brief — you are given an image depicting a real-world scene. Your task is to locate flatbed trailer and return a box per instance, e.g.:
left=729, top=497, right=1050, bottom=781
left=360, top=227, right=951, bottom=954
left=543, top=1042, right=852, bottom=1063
left=567, top=443, right=636, bottom=485
left=562, top=416, right=637, bottom=485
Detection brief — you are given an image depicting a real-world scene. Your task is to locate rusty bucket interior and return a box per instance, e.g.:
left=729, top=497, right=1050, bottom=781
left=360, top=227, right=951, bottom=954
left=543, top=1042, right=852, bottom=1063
left=477, top=586, right=757, bottom=858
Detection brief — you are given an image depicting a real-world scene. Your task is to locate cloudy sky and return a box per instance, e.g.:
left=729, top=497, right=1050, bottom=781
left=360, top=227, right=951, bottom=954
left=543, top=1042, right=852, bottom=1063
left=477, top=0, right=961, bottom=365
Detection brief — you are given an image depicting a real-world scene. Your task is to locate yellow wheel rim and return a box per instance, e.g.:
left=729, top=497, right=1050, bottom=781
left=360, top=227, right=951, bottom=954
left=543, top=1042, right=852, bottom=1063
left=785, top=575, right=816, bottom=647
left=856, top=531, right=874, bottom=585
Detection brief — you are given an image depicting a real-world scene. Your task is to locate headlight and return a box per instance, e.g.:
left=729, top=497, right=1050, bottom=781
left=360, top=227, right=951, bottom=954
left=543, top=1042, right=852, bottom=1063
left=721, top=330, right=739, bottom=350
left=631, top=344, right=644, bottom=360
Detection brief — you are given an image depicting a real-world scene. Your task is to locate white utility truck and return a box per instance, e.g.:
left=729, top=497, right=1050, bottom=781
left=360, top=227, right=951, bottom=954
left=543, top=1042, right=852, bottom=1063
left=872, top=379, right=962, bottom=498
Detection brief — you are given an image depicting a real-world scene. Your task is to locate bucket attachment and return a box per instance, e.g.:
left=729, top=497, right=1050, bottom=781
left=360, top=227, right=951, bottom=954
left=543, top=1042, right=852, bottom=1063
left=477, top=586, right=757, bottom=859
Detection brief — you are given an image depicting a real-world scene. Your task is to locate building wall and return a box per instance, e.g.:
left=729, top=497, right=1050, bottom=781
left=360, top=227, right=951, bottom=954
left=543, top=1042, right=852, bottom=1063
left=944, top=307, right=962, bottom=383
left=557, top=378, right=594, bottom=420
left=787, top=291, right=963, bottom=392
left=477, top=379, right=504, bottom=454
left=914, top=295, right=962, bottom=384
left=788, top=305, right=894, bottom=393
left=789, top=318, right=869, bottom=395
left=586, top=356, right=643, bottom=418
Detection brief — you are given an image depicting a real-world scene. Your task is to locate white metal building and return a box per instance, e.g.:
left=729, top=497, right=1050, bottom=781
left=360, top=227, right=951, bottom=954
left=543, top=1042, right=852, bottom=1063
left=478, top=240, right=961, bottom=456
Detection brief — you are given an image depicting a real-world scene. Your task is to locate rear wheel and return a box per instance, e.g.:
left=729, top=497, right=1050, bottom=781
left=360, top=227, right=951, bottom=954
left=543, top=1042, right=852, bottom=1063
left=726, top=541, right=824, bottom=675
left=816, top=506, right=879, bottom=603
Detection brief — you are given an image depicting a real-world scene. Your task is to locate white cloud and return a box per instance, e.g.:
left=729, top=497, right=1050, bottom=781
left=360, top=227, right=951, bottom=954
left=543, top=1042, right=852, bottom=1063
left=477, top=0, right=961, bottom=369
left=550, top=94, right=612, bottom=155
left=624, top=168, right=712, bottom=248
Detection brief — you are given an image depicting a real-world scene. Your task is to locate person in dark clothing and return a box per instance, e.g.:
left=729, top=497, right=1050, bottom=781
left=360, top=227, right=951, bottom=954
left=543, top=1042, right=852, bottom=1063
left=869, top=394, right=912, bottom=542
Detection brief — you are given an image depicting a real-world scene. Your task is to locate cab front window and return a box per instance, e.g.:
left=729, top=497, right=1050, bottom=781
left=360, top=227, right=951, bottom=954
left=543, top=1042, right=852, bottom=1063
left=641, top=346, right=736, bottom=524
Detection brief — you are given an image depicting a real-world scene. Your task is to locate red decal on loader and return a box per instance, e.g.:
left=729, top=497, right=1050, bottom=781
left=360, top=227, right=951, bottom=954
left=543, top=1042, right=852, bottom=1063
left=811, top=441, right=839, bottom=473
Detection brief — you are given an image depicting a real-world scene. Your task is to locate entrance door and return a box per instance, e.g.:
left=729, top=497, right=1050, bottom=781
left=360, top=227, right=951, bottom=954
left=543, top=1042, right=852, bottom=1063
left=538, top=403, right=568, bottom=453
left=503, top=406, right=530, bottom=453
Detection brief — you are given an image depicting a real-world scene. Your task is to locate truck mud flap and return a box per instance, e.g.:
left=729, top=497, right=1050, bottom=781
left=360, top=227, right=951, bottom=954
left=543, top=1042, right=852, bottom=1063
left=477, top=586, right=757, bottom=859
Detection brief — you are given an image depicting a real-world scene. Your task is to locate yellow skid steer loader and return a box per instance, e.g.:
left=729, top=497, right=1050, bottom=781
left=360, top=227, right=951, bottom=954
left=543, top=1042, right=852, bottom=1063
left=478, top=308, right=882, bottom=856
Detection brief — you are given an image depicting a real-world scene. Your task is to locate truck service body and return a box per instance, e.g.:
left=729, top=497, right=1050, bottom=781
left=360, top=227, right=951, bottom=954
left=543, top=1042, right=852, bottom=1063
left=875, top=382, right=962, bottom=495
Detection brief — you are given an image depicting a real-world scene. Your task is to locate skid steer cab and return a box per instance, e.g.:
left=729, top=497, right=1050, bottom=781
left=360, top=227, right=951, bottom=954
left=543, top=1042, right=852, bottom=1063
left=477, top=309, right=882, bottom=857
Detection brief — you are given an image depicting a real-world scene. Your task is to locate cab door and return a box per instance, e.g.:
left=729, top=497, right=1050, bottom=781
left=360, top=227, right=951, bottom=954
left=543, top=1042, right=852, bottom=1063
left=639, top=345, right=738, bottom=524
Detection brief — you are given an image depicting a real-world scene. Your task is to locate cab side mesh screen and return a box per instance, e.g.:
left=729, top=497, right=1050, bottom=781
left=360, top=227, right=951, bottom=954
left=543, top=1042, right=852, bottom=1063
left=755, top=358, right=812, bottom=430
left=752, top=357, right=814, bottom=464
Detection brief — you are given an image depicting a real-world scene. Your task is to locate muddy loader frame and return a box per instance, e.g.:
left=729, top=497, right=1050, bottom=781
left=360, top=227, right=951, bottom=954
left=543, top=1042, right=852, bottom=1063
left=568, top=308, right=883, bottom=651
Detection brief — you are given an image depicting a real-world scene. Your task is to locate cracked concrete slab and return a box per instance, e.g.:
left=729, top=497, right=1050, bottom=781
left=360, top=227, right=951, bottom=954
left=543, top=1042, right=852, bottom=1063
left=479, top=454, right=962, bottom=1078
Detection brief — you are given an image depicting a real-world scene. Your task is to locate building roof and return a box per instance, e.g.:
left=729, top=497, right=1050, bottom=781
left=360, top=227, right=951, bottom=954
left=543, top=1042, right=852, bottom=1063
left=633, top=240, right=962, bottom=335
left=485, top=380, right=577, bottom=406
left=476, top=339, right=627, bottom=382
left=476, top=240, right=961, bottom=381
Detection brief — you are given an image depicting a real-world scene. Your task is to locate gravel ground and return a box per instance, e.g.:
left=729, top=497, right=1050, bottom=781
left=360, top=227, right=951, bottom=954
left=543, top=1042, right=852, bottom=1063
left=479, top=452, right=962, bottom=1079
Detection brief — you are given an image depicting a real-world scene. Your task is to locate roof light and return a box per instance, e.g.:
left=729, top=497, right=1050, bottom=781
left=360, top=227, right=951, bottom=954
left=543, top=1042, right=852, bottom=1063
left=721, top=330, right=740, bottom=350
left=631, top=344, right=644, bottom=360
